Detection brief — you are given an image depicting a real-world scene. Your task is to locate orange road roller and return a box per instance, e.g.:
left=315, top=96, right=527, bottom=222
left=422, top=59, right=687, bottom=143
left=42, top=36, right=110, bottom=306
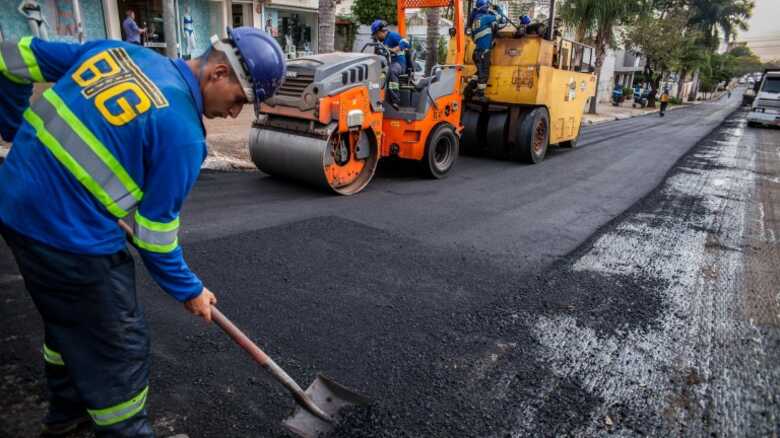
left=249, top=0, right=465, bottom=195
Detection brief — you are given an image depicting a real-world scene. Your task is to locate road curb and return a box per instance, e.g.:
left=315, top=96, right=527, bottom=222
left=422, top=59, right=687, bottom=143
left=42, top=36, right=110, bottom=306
left=583, top=101, right=705, bottom=126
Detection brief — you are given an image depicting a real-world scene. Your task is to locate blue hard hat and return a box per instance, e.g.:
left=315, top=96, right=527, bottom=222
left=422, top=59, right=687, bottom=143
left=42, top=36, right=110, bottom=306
left=476, top=0, right=489, bottom=10
left=520, top=15, right=531, bottom=25
left=213, top=27, right=286, bottom=103
left=371, top=19, right=388, bottom=35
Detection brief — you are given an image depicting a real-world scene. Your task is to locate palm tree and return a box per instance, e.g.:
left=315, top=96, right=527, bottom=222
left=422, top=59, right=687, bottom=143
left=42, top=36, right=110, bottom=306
left=685, top=0, right=753, bottom=100
left=319, top=0, right=337, bottom=53
left=560, top=0, right=642, bottom=114
left=425, top=8, right=441, bottom=75
left=688, top=0, right=752, bottom=49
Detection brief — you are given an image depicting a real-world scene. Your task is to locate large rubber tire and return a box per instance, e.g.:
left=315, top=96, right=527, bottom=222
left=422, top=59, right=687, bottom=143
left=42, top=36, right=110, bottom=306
left=512, top=107, right=549, bottom=164
left=422, top=124, right=459, bottom=178
left=486, top=112, right=509, bottom=159
left=461, top=109, right=482, bottom=156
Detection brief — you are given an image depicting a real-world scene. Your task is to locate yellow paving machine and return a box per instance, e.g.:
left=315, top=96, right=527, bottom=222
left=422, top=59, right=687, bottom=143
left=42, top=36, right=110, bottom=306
left=449, top=0, right=597, bottom=163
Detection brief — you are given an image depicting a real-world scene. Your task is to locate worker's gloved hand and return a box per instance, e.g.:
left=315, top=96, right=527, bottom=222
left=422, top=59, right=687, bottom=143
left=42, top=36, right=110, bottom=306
left=185, top=287, right=218, bottom=322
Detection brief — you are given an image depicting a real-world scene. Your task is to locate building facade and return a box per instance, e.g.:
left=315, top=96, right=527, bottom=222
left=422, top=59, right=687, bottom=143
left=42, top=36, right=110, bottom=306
left=261, top=0, right=318, bottom=58
left=1, top=0, right=106, bottom=42
left=0, top=0, right=319, bottom=59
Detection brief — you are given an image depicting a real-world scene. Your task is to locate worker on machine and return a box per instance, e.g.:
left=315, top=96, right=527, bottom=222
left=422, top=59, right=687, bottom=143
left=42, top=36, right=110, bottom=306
left=370, top=19, right=410, bottom=109
left=469, top=0, right=510, bottom=98
left=0, top=28, right=285, bottom=436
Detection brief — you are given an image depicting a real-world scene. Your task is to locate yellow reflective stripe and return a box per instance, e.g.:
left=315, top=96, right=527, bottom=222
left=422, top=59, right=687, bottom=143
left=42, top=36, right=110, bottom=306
left=18, top=37, right=44, bottom=83
left=23, top=109, right=129, bottom=218
left=0, top=51, right=29, bottom=84
left=473, top=28, right=492, bottom=40
left=134, top=211, right=179, bottom=232
left=43, top=89, right=144, bottom=205
left=132, top=212, right=179, bottom=253
left=132, top=235, right=179, bottom=253
left=43, top=344, right=64, bottom=365
left=88, top=386, right=148, bottom=426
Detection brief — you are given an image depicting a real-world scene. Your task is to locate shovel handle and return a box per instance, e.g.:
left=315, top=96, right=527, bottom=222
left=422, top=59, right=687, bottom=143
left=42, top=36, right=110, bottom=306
left=210, top=306, right=334, bottom=423
left=211, top=306, right=273, bottom=366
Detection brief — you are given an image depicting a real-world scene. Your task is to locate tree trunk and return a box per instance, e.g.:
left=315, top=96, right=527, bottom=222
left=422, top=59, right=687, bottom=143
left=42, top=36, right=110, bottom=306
left=162, top=0, right=176, bottom=57
left=676, top=69, right=687, bottom=101
left=588, top=21, right=613, bottom=114
left=425, top=8, right=441, bottom=75
left=318, top=0, right=336, bottom=54
left=687, top=69, right=699, bottom=102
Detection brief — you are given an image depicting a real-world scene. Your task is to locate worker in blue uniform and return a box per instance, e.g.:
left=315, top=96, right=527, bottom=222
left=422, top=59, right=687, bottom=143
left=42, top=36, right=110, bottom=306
left=0, top=27, right=285, bottom=437
left=469, top=0, right=515, bottom=97
left=370, top=19, right=410, bottom=108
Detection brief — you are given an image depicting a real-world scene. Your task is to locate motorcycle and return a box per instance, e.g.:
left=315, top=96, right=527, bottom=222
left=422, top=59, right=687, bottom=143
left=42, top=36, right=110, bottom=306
left=611, top=86, right=623, bottom=106
left=632, top=86, right=649, bottom=108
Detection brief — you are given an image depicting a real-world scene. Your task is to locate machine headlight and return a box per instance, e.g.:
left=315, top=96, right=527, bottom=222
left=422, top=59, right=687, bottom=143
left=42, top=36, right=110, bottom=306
left=347, top=110, right=364, bottom=127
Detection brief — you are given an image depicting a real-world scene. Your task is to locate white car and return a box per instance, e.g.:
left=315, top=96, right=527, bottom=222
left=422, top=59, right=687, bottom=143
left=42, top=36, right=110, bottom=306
left=747, top=70, right=780, bottom=128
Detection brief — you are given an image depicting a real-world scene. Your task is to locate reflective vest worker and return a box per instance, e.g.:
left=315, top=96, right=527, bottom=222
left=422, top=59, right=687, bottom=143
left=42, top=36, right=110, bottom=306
left=0, top=27, right=285, bottom=437
left=469, top=0, right=508, bottom=97
left=370, top=19, right=410, bottom=108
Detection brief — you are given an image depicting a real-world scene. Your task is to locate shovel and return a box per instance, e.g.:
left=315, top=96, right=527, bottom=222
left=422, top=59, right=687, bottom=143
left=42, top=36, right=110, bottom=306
left=211, top=306, right=369, bottom=437
left=117, top=220, right=368, bottom=437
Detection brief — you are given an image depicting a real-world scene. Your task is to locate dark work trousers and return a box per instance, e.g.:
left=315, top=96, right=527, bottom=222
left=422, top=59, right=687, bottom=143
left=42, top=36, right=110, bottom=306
left=387, top=61, right=404, bottom=105
left=0, top=222, right=154, bottom=437
left=660, top=101, right=668, bottom=116
left=472, top=48, right=491, bottom=94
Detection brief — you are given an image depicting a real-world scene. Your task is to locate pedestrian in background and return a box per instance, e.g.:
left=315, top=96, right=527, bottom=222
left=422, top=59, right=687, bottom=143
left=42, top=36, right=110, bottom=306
left=659, top=89, right=670, bottom=117
left=122, top=9, right=146, bottom=45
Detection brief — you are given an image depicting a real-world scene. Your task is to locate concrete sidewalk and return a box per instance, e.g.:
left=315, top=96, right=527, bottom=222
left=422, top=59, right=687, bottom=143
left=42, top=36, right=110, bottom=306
left=201, top=106, right=256, bottom=171
left=581, top=100, right=689, bottom=125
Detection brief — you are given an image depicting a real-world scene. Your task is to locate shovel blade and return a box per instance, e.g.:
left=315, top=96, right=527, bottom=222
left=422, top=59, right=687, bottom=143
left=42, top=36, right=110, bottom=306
left=282, top=374, right=369, bottom=438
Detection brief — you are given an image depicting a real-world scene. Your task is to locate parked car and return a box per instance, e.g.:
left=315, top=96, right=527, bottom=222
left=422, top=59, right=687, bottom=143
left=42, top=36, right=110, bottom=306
left=746, top=69, right=780, bottom=127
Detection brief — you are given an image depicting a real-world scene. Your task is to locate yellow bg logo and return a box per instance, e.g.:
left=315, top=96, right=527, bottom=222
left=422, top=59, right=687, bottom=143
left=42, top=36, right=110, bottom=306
left=72, top=48, right=168, bottom=126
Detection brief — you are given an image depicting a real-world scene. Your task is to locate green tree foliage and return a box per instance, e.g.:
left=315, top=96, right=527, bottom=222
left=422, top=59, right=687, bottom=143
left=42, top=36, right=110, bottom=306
left=727, top=46, right=763, bottom=76
left=624, top=9, right=688, bottom=89
left=352, top=0, right=398, bottom=25
left=688, top=0, right=753, bottom=49
left=559, top=0, right=644, bottom=113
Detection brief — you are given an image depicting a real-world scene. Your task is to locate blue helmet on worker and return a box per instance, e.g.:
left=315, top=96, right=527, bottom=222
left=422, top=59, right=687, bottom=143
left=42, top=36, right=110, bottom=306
left=210, top=27, right=286, bottom=103
left=476, top=0, right=490, bottom=10
left=520, top=15, right=532, bottom=25
left=370, top=19, right=389, bottom=36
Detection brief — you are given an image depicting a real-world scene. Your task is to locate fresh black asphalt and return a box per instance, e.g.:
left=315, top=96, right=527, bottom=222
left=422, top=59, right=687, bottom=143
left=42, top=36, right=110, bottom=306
left=3, top=93, right=773, bottom=437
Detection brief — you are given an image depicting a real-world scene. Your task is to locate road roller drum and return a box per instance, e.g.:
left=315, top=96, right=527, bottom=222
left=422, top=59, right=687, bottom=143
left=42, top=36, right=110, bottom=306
left=250, top=123, right=379, bottom=196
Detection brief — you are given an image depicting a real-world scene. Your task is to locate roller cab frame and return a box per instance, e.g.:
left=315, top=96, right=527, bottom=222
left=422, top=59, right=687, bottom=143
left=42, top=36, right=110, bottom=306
left=450, top=0, right=597, bottom=163
left=249, top=0, right=465, bottom=195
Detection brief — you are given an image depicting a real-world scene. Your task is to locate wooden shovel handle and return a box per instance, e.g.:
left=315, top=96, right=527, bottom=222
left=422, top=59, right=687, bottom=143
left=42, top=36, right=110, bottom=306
left=210, top=306, right=272, bottom=366
left=210, top=306, right=334, bottom=422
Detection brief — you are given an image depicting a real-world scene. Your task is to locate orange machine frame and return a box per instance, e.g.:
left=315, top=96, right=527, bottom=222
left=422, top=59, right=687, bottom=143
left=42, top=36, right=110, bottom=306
left=380, top=0, right=465, bottom=161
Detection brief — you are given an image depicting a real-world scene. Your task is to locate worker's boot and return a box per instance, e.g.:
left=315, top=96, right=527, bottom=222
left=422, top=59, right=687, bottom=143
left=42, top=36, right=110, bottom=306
left=40, top=415, right=91, bottom=436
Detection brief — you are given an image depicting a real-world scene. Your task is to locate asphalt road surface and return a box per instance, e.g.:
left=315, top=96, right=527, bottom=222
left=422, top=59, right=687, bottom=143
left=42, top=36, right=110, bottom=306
left=1, top=92, right=778, bottom=437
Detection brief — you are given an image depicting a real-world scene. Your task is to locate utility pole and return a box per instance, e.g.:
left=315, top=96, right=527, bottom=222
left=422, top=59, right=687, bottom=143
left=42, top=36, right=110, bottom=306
left=72, top=0, right=85, bottom=42
left=225, top=0, right=233, bottom=33
left=163, top=0, right=177, bottom=57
